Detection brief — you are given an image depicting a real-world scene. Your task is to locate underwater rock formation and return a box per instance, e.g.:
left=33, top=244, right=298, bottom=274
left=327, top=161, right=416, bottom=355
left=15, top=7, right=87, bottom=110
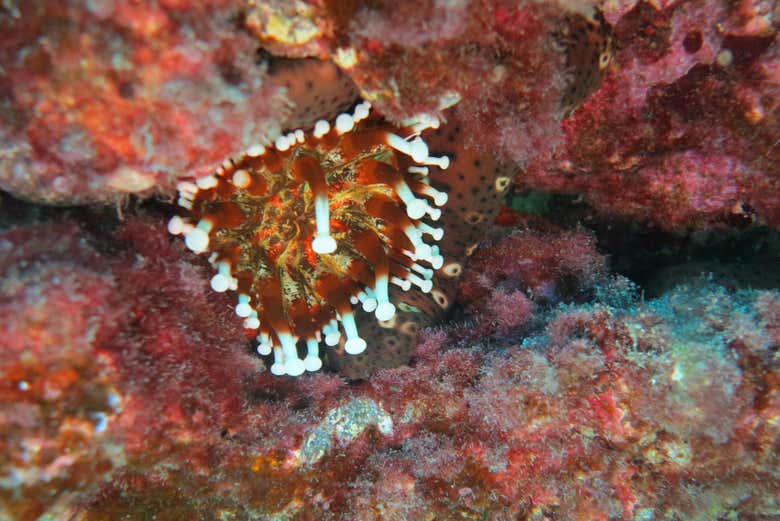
left=521, top=0, right=780, bottom=229
left=2, top=217, right=777, bottom=518
left=0, top=2, right=359, bottom=204
left=248, top=0, right=614, bottom=166
left=0, top=0, right=779, bottom=519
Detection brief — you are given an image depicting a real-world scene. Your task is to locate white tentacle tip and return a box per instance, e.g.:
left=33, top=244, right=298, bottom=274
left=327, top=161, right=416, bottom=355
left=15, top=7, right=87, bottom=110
left=184, top=228, right=210, bottom=253
left=409, top=137, right=429, bottom=163
left=345, top=337, right=367, bottom=355
left=335, top=113, right=355, bottom=134
left=246, top=144, right=266, bottom=157
left=313, top=120, right=331, bottom=138
left=285, top=359, right=306, bottom=377
left=312, top=235, right=337, bottom=254
left=304, top=356, right=323, bottom=372
left=375, top=302, right=396, bottom=322
left=210, top=274, right=231, bottom=292
left=406, top=199, right=429, bottom=220
left=168, top=216, right=185, bottom=235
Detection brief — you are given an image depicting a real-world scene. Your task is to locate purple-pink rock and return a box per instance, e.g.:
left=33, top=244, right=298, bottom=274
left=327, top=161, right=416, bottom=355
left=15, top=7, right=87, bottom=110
left=521, top=0, right=780, bottom=229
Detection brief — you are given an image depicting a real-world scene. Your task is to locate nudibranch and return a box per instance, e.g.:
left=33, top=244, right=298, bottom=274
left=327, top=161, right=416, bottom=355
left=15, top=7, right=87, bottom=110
left=168, top=101, right=449, bottom=376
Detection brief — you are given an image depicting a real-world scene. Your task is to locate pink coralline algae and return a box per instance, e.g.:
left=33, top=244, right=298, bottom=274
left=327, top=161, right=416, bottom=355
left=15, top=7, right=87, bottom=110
left=0, top=1, right=356, bottom=204
left=457, top=227, right=610, bottom=339
left=2, top=215, right=778, bottom=519
left=251, top=0, right=779, bottom=230
left=520, top=0, right=780, bottom=229
left=0, top=218, right=259, bottom=520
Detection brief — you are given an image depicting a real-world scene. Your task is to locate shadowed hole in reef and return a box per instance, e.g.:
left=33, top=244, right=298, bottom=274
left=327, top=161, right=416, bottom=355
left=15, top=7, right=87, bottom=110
left=0, top=190, right=134, bottom=256
left=507, top=189, right=780, bottom=297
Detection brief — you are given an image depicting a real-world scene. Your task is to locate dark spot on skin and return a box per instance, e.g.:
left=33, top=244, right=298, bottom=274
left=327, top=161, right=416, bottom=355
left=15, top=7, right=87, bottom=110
left=219, top=62, right=243, bottom=86
left=458, top=173, right=465, bottom=181
left=474, top=159, right=482, bottom=167
left=255, top=47, right=273, bottom=66
left=118, top=81, right=135, bottom=99
left=306, top=80, right=314, bottom=90
left=683, top=31, right=703, bottom=54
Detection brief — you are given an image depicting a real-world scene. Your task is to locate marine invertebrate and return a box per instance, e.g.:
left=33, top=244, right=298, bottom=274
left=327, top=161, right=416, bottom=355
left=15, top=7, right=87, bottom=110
left=330, top=117, right=517, bottom=378
left=168, top=102, right=450, bottom=376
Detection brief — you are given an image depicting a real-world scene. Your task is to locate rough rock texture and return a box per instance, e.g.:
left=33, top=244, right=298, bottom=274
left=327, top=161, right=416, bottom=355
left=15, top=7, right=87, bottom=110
left=0, top=1, right=298, bottom=203
left=248, top=0, right=779, bottom=230
left=0, top=218, right=259, bottom=520
left=521, top=0, right=780, bottom=229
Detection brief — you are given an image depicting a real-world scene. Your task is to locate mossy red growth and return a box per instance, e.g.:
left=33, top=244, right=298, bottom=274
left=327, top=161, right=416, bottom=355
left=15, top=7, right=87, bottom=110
left=0, top=217, right=261, bottom=517
left=0, top=223, right=123, bottom=521
left=0, top=1, right=279, bottom=203
left=2, top=218, right=778, bottom=518
left=456, top=227, right=608, bottom=338
left=1, top=2, right=358, bottom=204
left=102, top=219, right=259, bottom=455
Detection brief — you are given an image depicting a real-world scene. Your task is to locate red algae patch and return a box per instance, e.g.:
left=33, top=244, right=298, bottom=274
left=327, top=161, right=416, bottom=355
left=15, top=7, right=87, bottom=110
left=1, top=217, right=778, bottom=519
left=0, top=1, right=286, bottom=203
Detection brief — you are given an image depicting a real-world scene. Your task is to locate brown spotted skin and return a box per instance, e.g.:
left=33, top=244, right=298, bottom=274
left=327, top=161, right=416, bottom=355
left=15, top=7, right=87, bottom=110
left=328, top=118, right=514, bottom=379
left=325, top=296, right=435, bottom=378
left=557, top=10, right=614, bottom=118
left=267, top=58, right=360, bottom=131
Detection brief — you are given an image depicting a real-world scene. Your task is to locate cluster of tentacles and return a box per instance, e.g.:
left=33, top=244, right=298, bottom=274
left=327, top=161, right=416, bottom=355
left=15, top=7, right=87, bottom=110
left=169, top=102, right=450, bottom=376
